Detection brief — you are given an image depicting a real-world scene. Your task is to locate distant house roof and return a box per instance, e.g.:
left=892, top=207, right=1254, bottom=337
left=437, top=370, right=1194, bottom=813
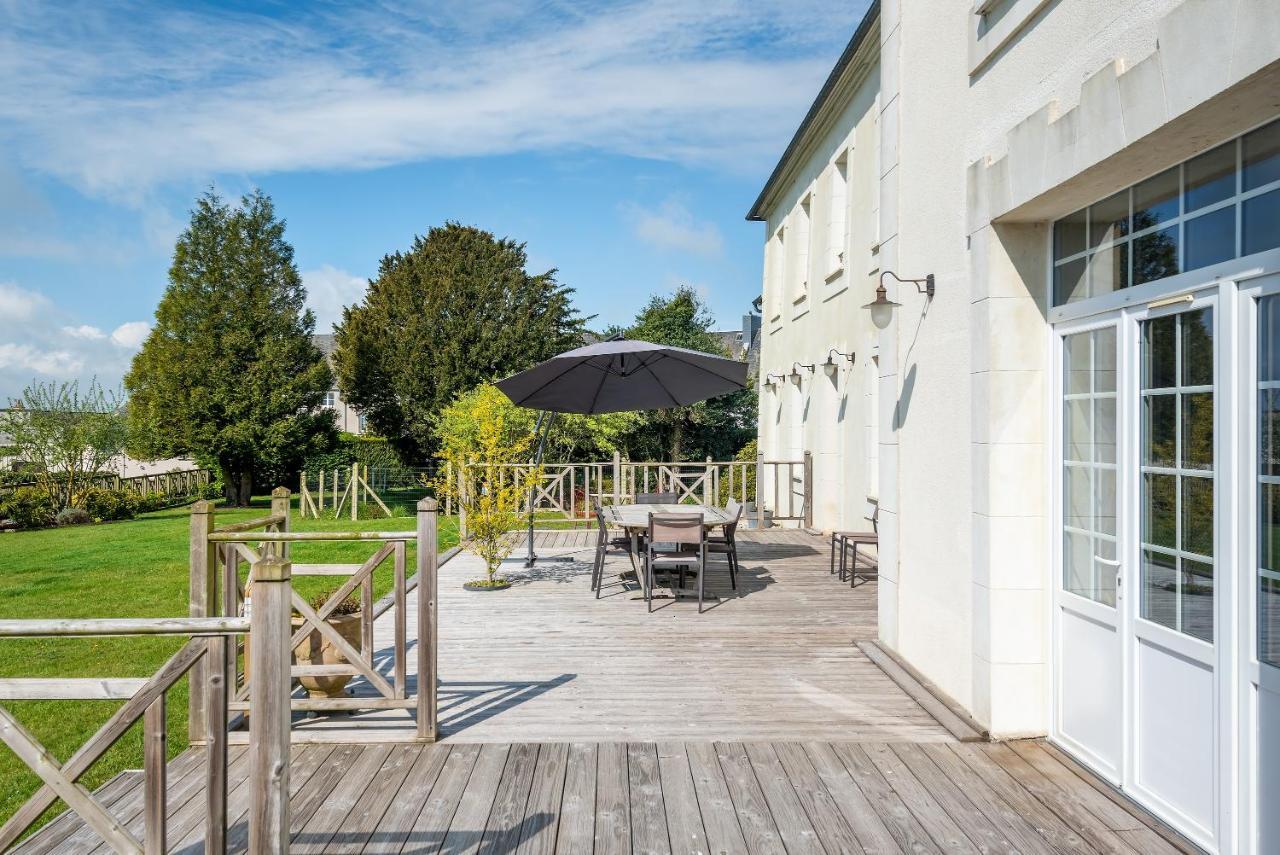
left=713, top=330, right=744, bottom=358
left=745, top=1, right=880, bottom=222
left=313, top=334, right=337, bottom=358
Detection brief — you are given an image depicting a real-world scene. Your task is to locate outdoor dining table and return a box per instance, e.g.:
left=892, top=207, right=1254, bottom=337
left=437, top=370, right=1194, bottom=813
left=604, top=503, right=736, bottom=600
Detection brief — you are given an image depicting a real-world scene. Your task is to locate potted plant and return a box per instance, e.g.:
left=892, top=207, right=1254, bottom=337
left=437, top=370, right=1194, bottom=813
left=293, top=590, right=363, bottom=698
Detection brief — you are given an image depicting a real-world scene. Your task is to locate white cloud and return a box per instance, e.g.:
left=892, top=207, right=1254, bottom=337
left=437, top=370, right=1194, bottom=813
left=0, top=281, right=142, bottom=400
left=625, top=199, right=725, bottom=257
left=0, top=1, right=865, bottom=197
left=63, top=324, right=105, bottom=340
left=303, top=265, right=367, bottom=333
left=109, top=321, right=151, bottom=349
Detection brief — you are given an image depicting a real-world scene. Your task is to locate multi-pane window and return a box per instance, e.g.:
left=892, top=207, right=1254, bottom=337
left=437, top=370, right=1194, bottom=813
left=1053, top=117, right=1280, bottom=306
left=826, top=153, right=849, bottom=278
left=323, top=390, right=336, bottom=408
left=1260, top=295, right=1280, bottom=666
left=1140, top=308, right=1215, bottom=643
left=1063, top=327, right=1118, bottom=605
left=768, top=227, right=785, bottom=319
left=792, top=195, right=811, bottom=305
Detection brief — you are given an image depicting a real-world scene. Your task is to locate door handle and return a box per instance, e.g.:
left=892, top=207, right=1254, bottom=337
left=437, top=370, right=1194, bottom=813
left=1094, top=555, right=1122, bottom=596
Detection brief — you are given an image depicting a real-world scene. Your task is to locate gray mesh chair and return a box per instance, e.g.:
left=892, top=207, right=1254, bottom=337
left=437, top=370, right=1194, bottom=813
left=705, top=499, right=742, bottom=591
left=644, top=512, right=705, bottom=612
left=636, top=492, right=678, bottom=504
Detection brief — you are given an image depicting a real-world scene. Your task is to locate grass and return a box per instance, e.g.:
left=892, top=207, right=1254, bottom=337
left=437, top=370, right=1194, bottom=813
left=0, top=495, right=459, bottom=835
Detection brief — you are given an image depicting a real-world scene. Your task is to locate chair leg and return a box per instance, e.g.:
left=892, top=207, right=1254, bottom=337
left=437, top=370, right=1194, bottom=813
left=850, top=543, right=860, bottom=588
left=830, top=533, right=837, bottom=575
left=697, top=549, right=706, bottom=613
left=728, top=543, right=738, bottom=590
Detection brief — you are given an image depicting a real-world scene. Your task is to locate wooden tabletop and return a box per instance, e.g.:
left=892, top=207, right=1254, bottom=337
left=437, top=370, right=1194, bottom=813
left=604, top=503, right=735, bottom=529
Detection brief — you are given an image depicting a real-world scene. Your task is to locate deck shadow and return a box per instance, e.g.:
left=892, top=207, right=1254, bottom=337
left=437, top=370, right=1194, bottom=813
left=437, top=675, right=576, bottom=735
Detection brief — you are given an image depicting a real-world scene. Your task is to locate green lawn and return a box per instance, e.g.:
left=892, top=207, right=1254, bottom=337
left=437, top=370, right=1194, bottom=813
left=0, top=497, right=459, bottom=835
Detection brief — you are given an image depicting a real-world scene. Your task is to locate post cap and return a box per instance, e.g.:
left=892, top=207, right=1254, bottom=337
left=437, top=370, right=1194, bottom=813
left=253, top=558, right=292, bottom=582
left=417, top=497, right=438, bottom=511
left=271, top=486, right=291, bottom=497
left=190, top=499, right=213, bottom=514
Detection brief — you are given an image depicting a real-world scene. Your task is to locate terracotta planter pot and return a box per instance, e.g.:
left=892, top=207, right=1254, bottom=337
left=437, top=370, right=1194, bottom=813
left=291, top=613, right=363, bottom=699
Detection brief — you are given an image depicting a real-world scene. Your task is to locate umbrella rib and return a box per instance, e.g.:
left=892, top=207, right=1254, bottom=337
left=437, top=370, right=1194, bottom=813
left=637, top=355, right=683, bottom=408
left=586, top=358, right=611, bottom=414
left=654, top=352, right=746, bottom=386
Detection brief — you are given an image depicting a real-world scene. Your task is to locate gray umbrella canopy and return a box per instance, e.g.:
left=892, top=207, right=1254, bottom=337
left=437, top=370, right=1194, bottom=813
left=495, top=338, right=748, bottom=414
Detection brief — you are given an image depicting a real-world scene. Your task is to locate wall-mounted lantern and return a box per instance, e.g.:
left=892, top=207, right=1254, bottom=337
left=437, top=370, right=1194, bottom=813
left=789, top=362, right=815, bottom=384
left=823, top=349, right=855, bottom=376
left=863, top=270, right=935, bottom=330
left=764, top=372, right=787, bottom=391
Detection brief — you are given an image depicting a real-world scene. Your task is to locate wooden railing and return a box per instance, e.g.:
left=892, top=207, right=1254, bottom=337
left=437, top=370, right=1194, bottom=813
left=0, top=468, right=212, bottom=502
left=191, top=490, right=439, bottom=739
left=297, top=463, right=392, bottom=520
left=0, top=617, right=245, bottom=854
left=457, top=451, right=813, bottom=532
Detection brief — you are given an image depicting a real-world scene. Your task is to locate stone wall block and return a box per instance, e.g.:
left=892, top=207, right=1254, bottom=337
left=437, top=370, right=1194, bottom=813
left=1116, top=51, right=1168, bottom=144
left=1231, top=0, right=1280, bottom=82
left=1043, top=107, right=1080, bottom=192
left=1005, top=104, right=1052, bottom=211
left=1157, top=0, right=1237, bottom=117
left=1077, top=61, right=1126, bottom=170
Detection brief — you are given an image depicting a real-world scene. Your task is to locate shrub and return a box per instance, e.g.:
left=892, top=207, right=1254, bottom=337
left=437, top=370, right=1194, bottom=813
left=0, top=487, right=57, bottom=530
left=55, top=507, right=93, bottom=527
left=136, top=491, right=170, bottom=513
left=303, top=589, right=361, bottom=616
left=81, top=487, right=141, bottom=522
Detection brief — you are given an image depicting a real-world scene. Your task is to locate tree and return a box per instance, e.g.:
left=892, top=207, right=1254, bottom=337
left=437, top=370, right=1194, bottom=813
left=0, top=379, right=128, bottom=509
left=618, top=286, right=757, bottom=461
left=333, top=223, right=586, bottom=463
left=125, top=190, right=335, bottom=505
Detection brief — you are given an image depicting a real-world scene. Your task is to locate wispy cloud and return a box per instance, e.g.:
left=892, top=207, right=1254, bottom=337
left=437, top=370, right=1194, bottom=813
left=0, top=1, right=863, bottom=198
left=0, top=281, right=147, bottom=400
left=303, top=265, right=368, bottom=332
left=624, top=198, right=725, bottom=257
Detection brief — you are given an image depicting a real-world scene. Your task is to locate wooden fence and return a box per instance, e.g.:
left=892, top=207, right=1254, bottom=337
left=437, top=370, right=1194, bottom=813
left=0, top=489, right=440, bottom=853
left=297, top=463, right=392, bottom=520
left=455, top=451, right=812, bottom=535
left=0, top=468, right=212, bottom=502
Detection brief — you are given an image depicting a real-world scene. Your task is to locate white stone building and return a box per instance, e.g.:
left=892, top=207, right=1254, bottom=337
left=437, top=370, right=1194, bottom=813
left=313, top=334, right=366, bottom=435
left=749, top=1, right=1279, bottom=851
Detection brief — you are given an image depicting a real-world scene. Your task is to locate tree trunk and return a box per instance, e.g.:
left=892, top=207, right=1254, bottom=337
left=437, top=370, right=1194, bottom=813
left=220, top=464, right=254, bottom=506
left=670, top=419, right=683, bottom=462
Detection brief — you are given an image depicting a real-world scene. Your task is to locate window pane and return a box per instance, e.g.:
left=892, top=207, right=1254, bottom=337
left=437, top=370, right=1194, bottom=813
left=1261, top=483, right=1279, bottom=574
left=1054, top=258, right=1088, bottom=304
left=1134, top=167, right=1180, bottom=230
left=1263, top=390, right=1280, bottom=479
left=1182, top=392, right=1214, bottom=470
left=1184, top=206, right=1236, bottom=271
left=1243, top=187, right=1280, bottom=256
left=1143, top=395, right=1176, bottom=466
left=1262, top=294, right=1280, bottom=383
left=1094, top=327, right=1117, bottom=392
left=1065, top=401, right=1092, bottom=463
left=1065, top=332, right=1092, bottom=394
left=1182, top=308, right=1214, bottom=386
left=1243, top=118, right=1280, bottom=192
left=1262, top=576, right=1280, bottom=667
left=1184, top=141, right=1236, bottom=213
left=1143, top=314, right=1177, bottom=389
left=1089, top=242, right=1129, bottom=295
left=1096, top=397, right=1117, bottom=464
left=1065, top=465, right=1093, bottom=529
left=1097, top=467, right=1117, bottom=537
left=1054, top=207, right=1087, bottom=259
left=1182, top=475, right=1214, bottom=556
left=1090, top=189, right=1129, bottom=247
left=1142, top=549, right=1178, bottom=629
left=1133, top=226, right=1180, bottom=285
left=1182, top=558, right=1215, bottom=642
left=1144, top=472, right=1177, bottom=549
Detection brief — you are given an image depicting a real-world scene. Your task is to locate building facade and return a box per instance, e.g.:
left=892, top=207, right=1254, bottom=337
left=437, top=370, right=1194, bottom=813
left=313, top=334, right=365, bottom=435
left=750, top=1, right=1279, bottom=851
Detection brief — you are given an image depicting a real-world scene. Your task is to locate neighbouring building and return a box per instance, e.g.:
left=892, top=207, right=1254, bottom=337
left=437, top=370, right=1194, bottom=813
left=313, top=334, right=366, bottom=435
left=749, top=1, right=1279, bottom=851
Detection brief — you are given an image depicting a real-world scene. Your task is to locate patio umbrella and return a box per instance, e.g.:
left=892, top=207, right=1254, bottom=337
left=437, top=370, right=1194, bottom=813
left=495, top=338, right=749, bottom=566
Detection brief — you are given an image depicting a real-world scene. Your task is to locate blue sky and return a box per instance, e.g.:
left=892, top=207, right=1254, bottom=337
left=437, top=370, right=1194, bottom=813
left=0, top=0, right=868, bottom=401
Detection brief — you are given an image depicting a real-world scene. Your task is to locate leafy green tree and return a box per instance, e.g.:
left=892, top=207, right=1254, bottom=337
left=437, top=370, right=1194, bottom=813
left=125, top=190, right=334, bottom=505
left=619, top=286, right=756, bottom=461
left=0, top=379, right=128, bottom=509
left=333, top=223, right=586, bottom=463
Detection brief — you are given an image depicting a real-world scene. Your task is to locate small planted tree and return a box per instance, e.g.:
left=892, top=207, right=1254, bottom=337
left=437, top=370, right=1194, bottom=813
left=0, top=379, right=128, bottom=510
left=433, top=385, right=540, bottom=589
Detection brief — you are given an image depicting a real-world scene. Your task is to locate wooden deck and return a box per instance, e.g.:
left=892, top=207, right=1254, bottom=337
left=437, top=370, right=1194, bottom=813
left=20, top=738, right=1197, bottom=854
left=285, top=528, right=950, bottom=743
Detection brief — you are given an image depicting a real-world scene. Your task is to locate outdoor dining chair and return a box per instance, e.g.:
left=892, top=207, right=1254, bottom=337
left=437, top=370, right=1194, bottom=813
left=644, top=512, right=706, bottom=612
left=636, top=491, right=678, bottom=504
left=704, top=498, right=742, bottom=590
left=592, top=502, right=637, bottom=598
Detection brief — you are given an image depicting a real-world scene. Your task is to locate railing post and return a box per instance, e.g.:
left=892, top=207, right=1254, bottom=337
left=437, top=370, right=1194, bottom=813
left=755, top=453, right=765, bottom=529
left=205, top=635, right=229, bottom=855
left=351, top=462, right=360, bottom=521
left=803, top=451, right=814, bottom=529
left=612, top=451, right=621, bottom=505
left=143, top=695, right=166, bottom=855
left=298, top=471, right=307, bottom=519
left=271, top=487, right=291, bottom=561
left=249, top=557, right=291, bottom=854
left=704, top=455, right=713, bottom=504
left=417, top=499, right=438, bottom=740
left=188, top=500, right=215, bottom=744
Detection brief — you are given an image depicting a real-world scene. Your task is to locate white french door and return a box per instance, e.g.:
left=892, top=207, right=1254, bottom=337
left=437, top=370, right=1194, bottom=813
left=1053, top=290, right=1229, bottom=852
